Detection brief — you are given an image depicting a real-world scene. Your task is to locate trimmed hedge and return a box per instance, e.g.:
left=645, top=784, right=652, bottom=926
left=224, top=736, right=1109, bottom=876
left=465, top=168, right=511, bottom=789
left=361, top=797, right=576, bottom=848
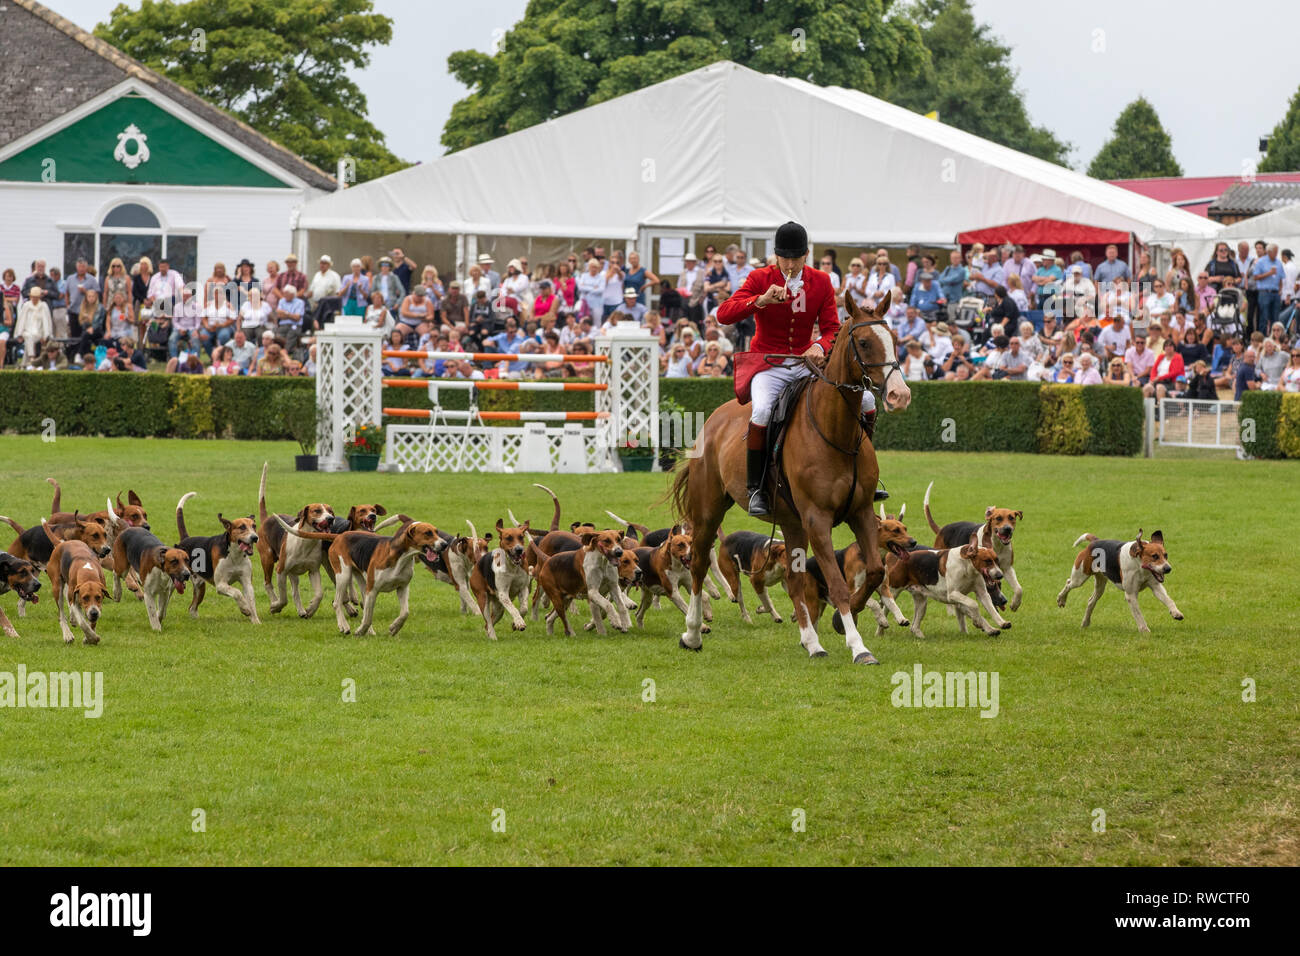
left=875, top=380, right=1040, bottom=453
left=0, top=370, right=1144, bottom=455
left=1239, top=391, right=1300, bottom=459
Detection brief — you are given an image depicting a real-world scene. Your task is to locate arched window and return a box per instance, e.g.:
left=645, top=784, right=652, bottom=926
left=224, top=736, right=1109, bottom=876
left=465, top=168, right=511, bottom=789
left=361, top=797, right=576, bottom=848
left=63, top=202, right=197, bottom=280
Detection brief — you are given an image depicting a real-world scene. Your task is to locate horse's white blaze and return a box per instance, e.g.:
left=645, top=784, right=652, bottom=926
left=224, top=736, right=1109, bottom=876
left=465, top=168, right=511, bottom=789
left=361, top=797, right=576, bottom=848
left=870, top=324, right=912, bottom=410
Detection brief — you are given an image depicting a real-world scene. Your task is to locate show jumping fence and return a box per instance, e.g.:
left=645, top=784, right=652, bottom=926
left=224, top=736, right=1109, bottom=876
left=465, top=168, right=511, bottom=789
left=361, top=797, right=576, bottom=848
left=315, top=317, right=659, bottom=473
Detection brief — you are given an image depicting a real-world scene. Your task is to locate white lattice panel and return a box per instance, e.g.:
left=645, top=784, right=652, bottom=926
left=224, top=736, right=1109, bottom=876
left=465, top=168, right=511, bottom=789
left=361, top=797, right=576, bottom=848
left=316, top=319, right=383, bottom=471
left=385, top=424, right=615, bottom=473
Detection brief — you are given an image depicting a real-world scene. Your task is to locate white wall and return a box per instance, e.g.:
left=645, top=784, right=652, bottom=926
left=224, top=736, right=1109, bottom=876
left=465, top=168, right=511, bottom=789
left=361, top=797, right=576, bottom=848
left=0, top=182, right=320, bottom=283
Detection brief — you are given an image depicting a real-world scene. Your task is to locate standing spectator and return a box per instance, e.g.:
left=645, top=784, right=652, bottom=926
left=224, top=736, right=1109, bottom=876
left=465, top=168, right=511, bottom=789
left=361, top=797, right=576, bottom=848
left=1003, top=246, right=1037, bottom=307
left=419, top=266, right=444, bottom=320
left=844, top=257, right=869, bottom=310
left=1067, top=251, right=1092, bottom=280
left=1281, top=249, right=1299, bottom=309
left=477, top=253, right=500, bottom=292
left=339, top=259, right=370, bottom=316
left=46, top=267, right=69, bottom=338
left=865, top=255, right=896, bottom=308
left=307, top=254, right=341, bottom=325
left=600, top=251, right=626, bottom=320
left=909, top=270, right=941, bottom=320
left=576, top=258, right=605, bottom=320
left=553, top=262, right=577, bottom=313
left=203, top=261, right=233, bottom=307
left=701, top=254, right=730, bottom=316
left=1238, top=240, right=1261, bottom=331
left=132, top=256, right=154, bottom=321
left=1234, top=347, right=1264, bottom=399
left=104, top=290, right=135, bottom=345
left=389, top=248, right=414, bottom=291
left=262, top=260, right=280, bottom=296
left=937, top=249, right=968, bottom=320
left=372, top=257, right=406, bottom=313
left=969, top=248, right=1004, bottom=303
left=677, top=251, right=702, bottom=300
left=73, top=289, right=106, bottom=363
left=1134, top=250, right=1158, bottom=291
left=1093, top=244, right=1131, bottom=290
left=1251, top=243, right=1284, bottom=336
left=1032, top=249, right=1064, bottom=315
left=2, top=267, right=22, bottom=365
left=233, top=259, right=258, bottom=300
left=989, top=284, right=1021, bottom=330
left=1164, top=248, right=1192, bottom=291
left=145, top=257, right=185, bottom=315
left=275, top=254, right=308, bottom=295
left=102, top=258, right=130, bottom=313
left=65, top=257, right=100, bottom=331
left=1205, top=242, right=1239, bottom=291
left=1192, top=270, right=1217, bottom=315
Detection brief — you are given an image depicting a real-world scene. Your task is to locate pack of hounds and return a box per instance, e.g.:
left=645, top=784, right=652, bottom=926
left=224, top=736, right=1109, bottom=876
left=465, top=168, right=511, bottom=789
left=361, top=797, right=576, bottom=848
left=0, top=471, right=1184, bottom=647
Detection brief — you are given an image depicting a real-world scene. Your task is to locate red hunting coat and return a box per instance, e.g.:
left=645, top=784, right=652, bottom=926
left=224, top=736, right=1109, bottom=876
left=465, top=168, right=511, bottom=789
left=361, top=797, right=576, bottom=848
left=716, top=265, right=841, bottom=402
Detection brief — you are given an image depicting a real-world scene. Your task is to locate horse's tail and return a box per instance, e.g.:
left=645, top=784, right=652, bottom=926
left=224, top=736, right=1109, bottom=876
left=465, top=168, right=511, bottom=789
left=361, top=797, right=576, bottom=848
left=922, top=481, right=943, bottom=536
left=666, top=457, right=693, bottom=523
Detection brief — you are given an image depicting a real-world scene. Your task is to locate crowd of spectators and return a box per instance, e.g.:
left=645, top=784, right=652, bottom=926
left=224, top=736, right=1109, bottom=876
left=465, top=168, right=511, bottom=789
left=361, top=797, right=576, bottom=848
left=4, top=237, right=1298, bottom=398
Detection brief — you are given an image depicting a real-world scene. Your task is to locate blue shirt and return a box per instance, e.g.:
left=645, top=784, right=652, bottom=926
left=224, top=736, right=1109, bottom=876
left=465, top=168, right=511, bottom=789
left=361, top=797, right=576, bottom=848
left=1068, top=261, right=1092, bottom=280
left=276, top=297, right=305, bottom=326
left=1034, top=265, right=1064, bottom=307
left=938, top=265, right=967, bottom=303
left=1234, top=361, right=1262, bottom=400
left=971, top=261, right=1004, bottom=296
left=491, top=330, right=524, bottom=353
left=909, top=283, right=941, bottom=313
left=1094, top=259, right=1131, bottom=285
left=1251, top=255, right=1283, bottom=292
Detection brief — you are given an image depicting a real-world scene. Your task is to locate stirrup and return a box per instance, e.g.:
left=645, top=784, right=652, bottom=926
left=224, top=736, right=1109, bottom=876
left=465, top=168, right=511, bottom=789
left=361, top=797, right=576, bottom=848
left=873, top=488, right=889, bottom=502
left=747, top=487, right=772, bottom=517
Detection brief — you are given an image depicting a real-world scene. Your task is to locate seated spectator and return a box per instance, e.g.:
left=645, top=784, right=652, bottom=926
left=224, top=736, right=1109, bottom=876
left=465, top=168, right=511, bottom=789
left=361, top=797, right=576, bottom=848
left=167, top=288, right=204, bottom=360
left=988, top=284, right=1020, bottom=331
left=1143, top=340, right=1184, bottom=400
left=1177, top=359, right=1217, bottom=399
left=894, top=306, right=926, bottom=354
left=1213, top=337, right=1245, bottom=389
left=663, top=342, right=693, bottom=377
left=207, top=345, right=242, bottom=376
left=921, top=319, right=954, bottom=367
left=382, top=329, right=412, bottom=376
left=201, top=289, right=237, bottom=354
left=695, top=340, right=730, bottom=377
left=1257, top=337, right=1288, bottom=385
left=256, top=341, right=292, bottom=376
left=679, top=326, right=701, bottom=362
left=105, top=290, right=135, bottom=345
left=1123, top=332, right=1154, bottom=385
left=941, top=336, right=977, bottom=380
left=15, top=285, right=53, bottom=367
left=901, top=340, right=929, bottom=381
left=115, top=337, right=147, bottom=371
left=364, top=290, right=392, bottom=333
left=167, top=350, right=206, bottom=375
left=397, top=285, right=434, bottom=335
left=1074, top=352, right=1102, bottom=384
left=73, top=289, right=106, bottom=365
left=1061, top=265, right=1095, bottom=323
left=1282, top=348, right=1300, bottom=391
left=1104, top=357, right=1134, bottom=386
left=600, top=310, right=630, bottom=336
left=1234, top=347, right=1263, bottom=400
left=1097, top=313, right=1132, bottom=362
left=274, top=284, right=306, bottom=354
left=37, top=340, right=69, bottom=371
left=229, top=328, right=256, bottom=373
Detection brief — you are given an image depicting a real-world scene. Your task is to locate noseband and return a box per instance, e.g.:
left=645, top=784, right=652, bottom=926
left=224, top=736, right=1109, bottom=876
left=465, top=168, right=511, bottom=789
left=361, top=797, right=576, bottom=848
left=838, top=318, right=904, bottom=409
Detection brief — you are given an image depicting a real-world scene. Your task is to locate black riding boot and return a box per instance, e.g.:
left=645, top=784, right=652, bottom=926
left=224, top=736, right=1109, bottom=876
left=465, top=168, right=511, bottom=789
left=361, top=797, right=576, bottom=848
left=746, top=448, right=771, bottom=517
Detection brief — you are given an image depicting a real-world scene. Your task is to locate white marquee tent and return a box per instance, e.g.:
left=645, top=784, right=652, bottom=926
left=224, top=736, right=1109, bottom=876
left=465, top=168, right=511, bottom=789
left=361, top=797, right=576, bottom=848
left=1174, top=202, right=1300, bottom=273
left=294, top=61, right=1219, bottom=276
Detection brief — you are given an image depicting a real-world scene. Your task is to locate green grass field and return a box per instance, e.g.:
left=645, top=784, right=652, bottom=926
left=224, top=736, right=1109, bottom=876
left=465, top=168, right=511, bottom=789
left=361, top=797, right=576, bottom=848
left=0, top=436, right=1295, bottom=866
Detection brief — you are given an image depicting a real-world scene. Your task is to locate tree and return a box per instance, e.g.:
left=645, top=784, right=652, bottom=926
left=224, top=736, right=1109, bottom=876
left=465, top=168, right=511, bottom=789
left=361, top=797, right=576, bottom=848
left=442, top=0, right=928, bottom=153
left=1259, top=85, right=1300, bottom=173
left=1087, top=97, right=1182, bottom=179
left=95, top=0, right=407, bottom=182
left=886, top=0, right=1070, bottom=166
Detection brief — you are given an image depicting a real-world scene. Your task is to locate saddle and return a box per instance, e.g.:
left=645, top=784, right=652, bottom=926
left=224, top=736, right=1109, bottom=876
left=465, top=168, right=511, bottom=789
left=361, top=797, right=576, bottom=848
left=764, top=374, right=815, bottom=518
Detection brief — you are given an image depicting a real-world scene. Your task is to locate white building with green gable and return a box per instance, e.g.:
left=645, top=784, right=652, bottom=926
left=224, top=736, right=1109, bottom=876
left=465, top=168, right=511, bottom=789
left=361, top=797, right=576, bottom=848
left=0, top=0, right=334, bottom=282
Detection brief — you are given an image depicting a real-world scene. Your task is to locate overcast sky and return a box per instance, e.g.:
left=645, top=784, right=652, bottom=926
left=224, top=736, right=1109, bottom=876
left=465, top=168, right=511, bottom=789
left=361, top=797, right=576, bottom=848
left=57, top=0, right=1295, bottom=176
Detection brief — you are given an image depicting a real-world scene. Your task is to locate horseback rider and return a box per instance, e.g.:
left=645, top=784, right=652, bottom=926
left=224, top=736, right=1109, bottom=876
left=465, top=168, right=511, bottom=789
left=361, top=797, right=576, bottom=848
left=717, top=221, right=883, bottom=518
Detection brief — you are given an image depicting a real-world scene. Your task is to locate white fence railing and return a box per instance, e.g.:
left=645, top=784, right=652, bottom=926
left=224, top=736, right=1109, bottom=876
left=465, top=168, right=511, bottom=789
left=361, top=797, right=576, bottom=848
left=1158, top=398, right=1241, bottom=450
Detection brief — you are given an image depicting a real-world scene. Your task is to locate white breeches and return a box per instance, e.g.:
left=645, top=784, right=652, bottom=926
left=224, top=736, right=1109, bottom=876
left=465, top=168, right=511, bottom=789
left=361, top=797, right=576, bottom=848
left=749, top=360, right=875, bottom=426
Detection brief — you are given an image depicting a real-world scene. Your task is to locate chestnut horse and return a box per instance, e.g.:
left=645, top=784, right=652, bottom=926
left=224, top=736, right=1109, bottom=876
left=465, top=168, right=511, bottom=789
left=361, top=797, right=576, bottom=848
left=670, top=290, right=912, bottom=662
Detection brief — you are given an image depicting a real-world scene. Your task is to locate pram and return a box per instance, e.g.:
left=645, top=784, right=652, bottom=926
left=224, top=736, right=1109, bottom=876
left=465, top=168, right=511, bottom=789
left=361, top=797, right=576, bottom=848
left=953, top=295, right=988, bottom=343
left=1210, top=288, right=1243, bottom=339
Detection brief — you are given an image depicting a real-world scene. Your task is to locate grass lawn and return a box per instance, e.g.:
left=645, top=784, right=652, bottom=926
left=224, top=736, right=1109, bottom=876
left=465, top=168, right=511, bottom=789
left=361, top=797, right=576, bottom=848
left=0, top=436, right=1295, bottom=866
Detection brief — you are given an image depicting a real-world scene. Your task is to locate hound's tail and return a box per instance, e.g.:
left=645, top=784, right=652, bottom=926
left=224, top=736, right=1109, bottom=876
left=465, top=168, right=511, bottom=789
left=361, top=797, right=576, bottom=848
left=38, top=518, right=64, bottom=546
left=273, top=514, right=340, bottom=542
left=176, top=492, right=196, bottom=540
left=606, top=510, right=650, bottom=540
left=533, top=483, right=562, bottom=532
left=47, top=477, right=61, bottom=515
left=0, top=515, right=26, bottom=536
left=374, top=513, right=404, bottom=532
left=923, top=481, right=942, bottom=536
left=1072, top=533, right=1097, bottom=548
left=258, top=462, right=269, bottom=526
